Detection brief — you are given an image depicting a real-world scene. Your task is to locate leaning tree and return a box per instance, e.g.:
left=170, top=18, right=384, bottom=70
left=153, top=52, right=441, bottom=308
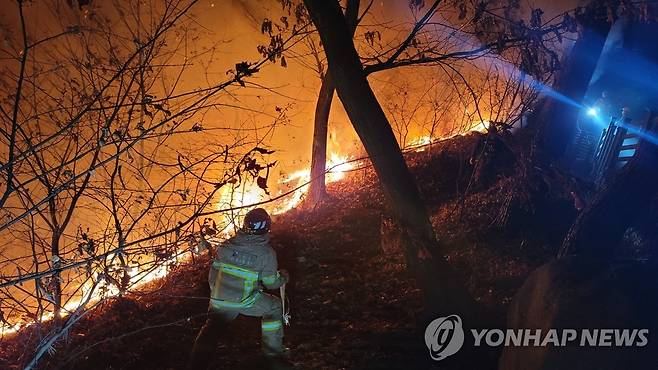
left=296, top=0, right=571, bottom=206
left=298, top=0, right=577, bottom=319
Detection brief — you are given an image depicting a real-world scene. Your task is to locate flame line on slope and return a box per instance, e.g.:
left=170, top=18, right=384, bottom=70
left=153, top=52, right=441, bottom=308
left=1, top=125, right=487, bottom=336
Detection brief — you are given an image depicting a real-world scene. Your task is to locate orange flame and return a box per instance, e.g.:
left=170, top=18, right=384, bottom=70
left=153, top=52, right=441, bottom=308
left=216, top=153, right=357, bottom=232
left=1, top=124, right=492, bottom=336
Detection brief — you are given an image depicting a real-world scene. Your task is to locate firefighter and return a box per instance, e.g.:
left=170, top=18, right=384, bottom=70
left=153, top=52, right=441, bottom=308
left=189, top=208, right=289, bottom=369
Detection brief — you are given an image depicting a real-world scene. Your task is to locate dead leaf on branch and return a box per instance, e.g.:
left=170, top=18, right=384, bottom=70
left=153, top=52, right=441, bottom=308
left=409, top=0, right=426, bottom=11
left=235, top=61, right=259, bottom=77
left=252, top=147, right=275, bottom=155
left=261, top=18, right=273, bottom=35
left=257, top=176, right=270, bottom=195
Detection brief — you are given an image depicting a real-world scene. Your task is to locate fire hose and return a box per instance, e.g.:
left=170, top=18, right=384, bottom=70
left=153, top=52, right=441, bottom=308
left=280, top=283, right=291, bottom=325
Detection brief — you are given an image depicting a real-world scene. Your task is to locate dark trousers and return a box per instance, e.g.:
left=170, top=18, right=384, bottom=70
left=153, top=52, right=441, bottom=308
left=188, top=307, right=233, bottom=370
left=188, top=293, right=284, bottom=370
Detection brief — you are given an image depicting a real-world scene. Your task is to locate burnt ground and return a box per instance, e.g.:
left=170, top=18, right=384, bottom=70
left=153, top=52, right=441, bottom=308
left=0, top=132, right=579, bottom=370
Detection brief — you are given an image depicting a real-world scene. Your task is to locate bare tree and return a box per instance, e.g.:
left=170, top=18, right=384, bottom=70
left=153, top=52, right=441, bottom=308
left=298, top=0, right=572, bottom=205
left=300, top=0, right=574, bottom=319
left=0, top=0, right=308, bottom=367
left=302, top=0, right=476, bottom=318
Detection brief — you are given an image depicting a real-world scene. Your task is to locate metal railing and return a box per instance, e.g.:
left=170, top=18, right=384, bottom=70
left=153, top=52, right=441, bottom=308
left=592, top=116, right=648, bottom=186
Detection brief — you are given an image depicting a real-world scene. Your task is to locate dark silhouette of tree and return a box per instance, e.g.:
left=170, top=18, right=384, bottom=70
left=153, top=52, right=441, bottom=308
left=302, top=0, right=476, bottom=318
left=306, top=0, right=361, bottom=205
left=303, top=0, right=573, bottom=205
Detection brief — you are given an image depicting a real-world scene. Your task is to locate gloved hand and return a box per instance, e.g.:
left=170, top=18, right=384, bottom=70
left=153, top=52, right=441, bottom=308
left=279, top=269, right=290, bottom=284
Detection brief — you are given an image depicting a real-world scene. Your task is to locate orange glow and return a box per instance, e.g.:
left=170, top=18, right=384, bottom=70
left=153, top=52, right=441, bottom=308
left=0, top=125, right=490, bottom=337
left=0, top=250, right=189, bottom=336
left=214, top=153, right=357, bottom=237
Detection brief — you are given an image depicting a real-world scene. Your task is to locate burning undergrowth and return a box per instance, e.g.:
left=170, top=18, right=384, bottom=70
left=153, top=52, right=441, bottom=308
left=1, top=131, right=578, bottom=370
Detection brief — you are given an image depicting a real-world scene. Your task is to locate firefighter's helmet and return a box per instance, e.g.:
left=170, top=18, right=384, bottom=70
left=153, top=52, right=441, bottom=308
left=242, top=208, right=271, bottom=235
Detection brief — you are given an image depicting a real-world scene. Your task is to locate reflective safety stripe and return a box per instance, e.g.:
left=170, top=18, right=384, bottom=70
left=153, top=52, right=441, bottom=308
left=262, top=272, right=280, bottom=285
left=211, top=262, right=259, bottom=305
left=261, top=320, right=282, bottom=331
left=211, top=292, right=258, bottom=309
left=218, top=262, right=259, bottom=281
left=243, top=279, right=254, bottom=300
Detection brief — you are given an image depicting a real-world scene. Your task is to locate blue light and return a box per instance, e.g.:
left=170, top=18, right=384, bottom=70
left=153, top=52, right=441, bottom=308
left=587, top=107, right=598, bottom=117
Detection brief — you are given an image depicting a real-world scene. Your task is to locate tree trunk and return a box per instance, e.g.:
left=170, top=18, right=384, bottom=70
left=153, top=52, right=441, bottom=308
left=303, top=0, right=476, bottom=318
left=558, top=112, right=658, bottom=258
left=307, top=0, right=359, bottom=206
left=308, top=73, right=334, bottom=205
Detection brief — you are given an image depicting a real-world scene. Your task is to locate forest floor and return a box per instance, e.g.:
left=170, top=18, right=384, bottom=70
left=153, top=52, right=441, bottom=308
left=1, top=131, right=579, bottom=370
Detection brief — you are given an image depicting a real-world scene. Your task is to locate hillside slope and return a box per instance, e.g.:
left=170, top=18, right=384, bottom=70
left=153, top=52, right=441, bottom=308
left=1, top=132, right=578, bottom=370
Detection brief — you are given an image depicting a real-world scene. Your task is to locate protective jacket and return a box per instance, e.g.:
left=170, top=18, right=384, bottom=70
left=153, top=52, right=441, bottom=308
left=208, top=231, right=286, bottom=310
